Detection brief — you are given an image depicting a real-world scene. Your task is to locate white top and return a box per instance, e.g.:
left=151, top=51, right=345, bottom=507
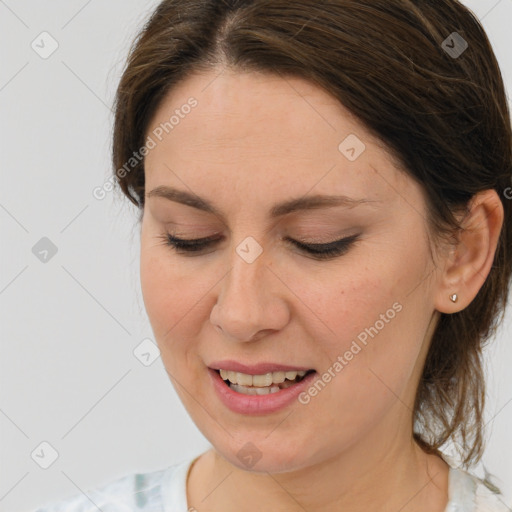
left=33, top=454, right=511, bottom=512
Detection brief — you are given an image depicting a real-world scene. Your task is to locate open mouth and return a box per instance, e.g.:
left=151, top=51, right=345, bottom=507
left=215, top=369, right=316, bottom=395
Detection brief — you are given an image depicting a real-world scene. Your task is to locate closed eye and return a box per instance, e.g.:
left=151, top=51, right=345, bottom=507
left=157, top=232, right=361, bottom=260
left=284, top=233, right=360, bottom=258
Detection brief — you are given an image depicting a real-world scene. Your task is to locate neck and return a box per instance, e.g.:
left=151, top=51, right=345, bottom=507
left=187, top=425, right=450, bottom=512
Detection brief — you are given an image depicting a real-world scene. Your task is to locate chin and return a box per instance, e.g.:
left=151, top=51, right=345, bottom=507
left=206, top=432, right=320, bottom=474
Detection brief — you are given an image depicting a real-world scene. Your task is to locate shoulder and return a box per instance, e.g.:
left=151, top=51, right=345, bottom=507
left=32, top=462, right=185, bottom=512
left=474, top=479, right=511, bottom=512
left=447, top=466, right=511, bottom=512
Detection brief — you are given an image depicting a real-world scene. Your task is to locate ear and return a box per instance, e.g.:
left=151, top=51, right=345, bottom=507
left=434, top=189, right=504, bottom=314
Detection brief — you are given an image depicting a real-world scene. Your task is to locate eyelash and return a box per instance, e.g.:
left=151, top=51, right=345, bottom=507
left=157, top=232, right=361, bottom=260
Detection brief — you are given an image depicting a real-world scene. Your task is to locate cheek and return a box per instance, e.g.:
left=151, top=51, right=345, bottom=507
left=293, top=246, right=430, bottom=404
left=140, top=247, right=173, bottom=334
left=290, top=260, right=395, bottom=353
left=139, top=238, right=220, bottom=351
left=139, top=234, right=193, bottom=343
left=139, top=246, right=212, bottom=408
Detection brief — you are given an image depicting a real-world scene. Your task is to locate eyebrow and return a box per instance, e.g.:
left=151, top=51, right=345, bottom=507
left=146, top=185, right=380, bottom=220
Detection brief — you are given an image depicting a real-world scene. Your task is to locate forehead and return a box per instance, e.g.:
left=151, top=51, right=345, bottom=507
left=144, top=69, right=413, bottom=213
left=146, top=69, right=375, bottom=157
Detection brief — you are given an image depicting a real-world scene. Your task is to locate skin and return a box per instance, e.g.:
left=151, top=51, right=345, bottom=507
left=139, top=68, right=504, bottom=512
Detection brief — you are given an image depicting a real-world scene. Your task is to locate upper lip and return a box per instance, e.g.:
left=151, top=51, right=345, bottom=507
left=208, top=360, right=315, bottom=374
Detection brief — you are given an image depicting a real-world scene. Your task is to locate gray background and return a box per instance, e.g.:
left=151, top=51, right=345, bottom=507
left=0, top=1, right=511, bottom=510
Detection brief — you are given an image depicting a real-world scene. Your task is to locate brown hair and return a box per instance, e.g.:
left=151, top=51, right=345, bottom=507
left=112, top=0, right=512, bottom=467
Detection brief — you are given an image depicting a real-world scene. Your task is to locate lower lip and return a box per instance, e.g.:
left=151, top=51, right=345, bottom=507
left=208, top=368, right=317, bottom=415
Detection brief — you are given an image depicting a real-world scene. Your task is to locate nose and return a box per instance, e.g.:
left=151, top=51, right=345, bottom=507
left=210, top=249, right=290, bottom=343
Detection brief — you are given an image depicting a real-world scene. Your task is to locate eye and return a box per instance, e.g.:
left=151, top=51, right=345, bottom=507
left=158, top=233, right=221, bottom=254
left=157, top=233, right=361, bottom=260
left=285, top=233, right=361, bottom=259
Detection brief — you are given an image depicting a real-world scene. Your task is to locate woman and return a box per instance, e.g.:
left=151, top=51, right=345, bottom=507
left=35, top=0, right=512, bottom=510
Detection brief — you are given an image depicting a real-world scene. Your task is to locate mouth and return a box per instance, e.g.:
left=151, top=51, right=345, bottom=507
left=214, top=368, right=316, bottom=395
left=207, top=365, right=318, bottom=414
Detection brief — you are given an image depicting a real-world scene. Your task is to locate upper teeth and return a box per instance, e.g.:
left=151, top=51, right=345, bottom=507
left=219, top=369, right=307, bottom=387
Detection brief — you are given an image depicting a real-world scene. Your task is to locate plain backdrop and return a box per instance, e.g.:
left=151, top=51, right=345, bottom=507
left=0, top=1, right=511, bottom=510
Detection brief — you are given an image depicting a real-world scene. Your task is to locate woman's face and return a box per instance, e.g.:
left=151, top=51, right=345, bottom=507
left=140, top=69, right=442, bottom=473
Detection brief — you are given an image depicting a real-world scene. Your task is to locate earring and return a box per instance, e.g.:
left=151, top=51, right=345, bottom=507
left=450, top=293, right=458, bottom=303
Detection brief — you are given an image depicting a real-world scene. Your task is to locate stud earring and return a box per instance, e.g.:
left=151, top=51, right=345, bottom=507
left=449, top=293, right=458, bottom=303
